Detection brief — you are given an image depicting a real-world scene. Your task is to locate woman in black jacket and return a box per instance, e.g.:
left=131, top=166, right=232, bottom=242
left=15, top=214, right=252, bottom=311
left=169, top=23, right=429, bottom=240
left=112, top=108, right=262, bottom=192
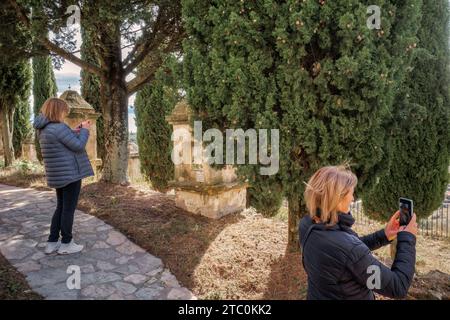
left=299, top=165, right=417, bottom=300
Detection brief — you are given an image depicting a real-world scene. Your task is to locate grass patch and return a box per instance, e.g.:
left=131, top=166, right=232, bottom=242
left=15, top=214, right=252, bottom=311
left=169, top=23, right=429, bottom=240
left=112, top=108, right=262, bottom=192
left=1, top=168, right=449, bottom=300
left=76, top=182, right=307, bottom=299
left=0, top=161, right=48, bottom=190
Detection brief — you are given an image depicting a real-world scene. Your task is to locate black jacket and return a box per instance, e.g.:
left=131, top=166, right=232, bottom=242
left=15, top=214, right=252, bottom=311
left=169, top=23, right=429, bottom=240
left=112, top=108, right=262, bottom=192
left=299, top=212, right=416, bottom=300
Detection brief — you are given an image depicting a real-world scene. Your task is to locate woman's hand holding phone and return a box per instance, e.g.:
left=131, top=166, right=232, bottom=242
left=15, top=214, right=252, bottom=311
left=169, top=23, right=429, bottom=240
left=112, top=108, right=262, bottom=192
left=81, top=120, right=91, bottom=130
left=399, top=213, right=418, bottom=236
left=385, top=210, right=401, bottom=241
left=73, top=124, right=82, bottom=133
left=74, top=120, right=91, bottom=133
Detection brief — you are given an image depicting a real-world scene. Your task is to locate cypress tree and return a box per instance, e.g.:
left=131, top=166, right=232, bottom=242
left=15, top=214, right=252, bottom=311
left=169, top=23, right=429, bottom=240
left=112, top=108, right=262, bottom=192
left=0, top=59, right=32, bottom=166
left=182, top=0, right=422, bottom=248
left=31, top=4, right=58, bottom=162
left=32, top=55, right=57, bottom=161
left=363, top=0, right=450, bottom=220
left=134, top=56, right=182, bottom=192
left=13, top=89, right=32, bottom=159
left=8, top=0, right=185, bottom=184
left=246, top=175, right=284, bottom=217
left=0, top=1, right=32, bottom=165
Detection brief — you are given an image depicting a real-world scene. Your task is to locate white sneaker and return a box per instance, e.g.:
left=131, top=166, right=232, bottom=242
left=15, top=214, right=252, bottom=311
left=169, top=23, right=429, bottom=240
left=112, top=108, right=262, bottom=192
left=45, top=241, right=61, bottom=254
left=57, top=240, right=84, bottom=255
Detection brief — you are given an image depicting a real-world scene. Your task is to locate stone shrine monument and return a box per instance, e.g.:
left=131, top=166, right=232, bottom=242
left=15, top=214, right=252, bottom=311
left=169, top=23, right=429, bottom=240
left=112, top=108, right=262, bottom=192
left=60, top=90, right=102, bottom=175
left=21, top=133, right=37, bottom=162
left=166, top=100, right=247, bottom=219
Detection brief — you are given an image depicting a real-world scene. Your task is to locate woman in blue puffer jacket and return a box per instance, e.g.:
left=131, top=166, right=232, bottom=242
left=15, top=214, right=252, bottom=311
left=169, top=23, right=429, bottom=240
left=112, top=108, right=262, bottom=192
left=299, top=164, right=417, bottom=300
left=33, top=98, right=94, bottom=255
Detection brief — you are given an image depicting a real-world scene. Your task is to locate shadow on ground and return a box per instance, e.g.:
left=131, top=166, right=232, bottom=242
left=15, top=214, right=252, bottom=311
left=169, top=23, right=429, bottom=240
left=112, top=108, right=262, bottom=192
left=77, top=182, right=245, bottom=297
left=262, top=247, right=307, bottom=300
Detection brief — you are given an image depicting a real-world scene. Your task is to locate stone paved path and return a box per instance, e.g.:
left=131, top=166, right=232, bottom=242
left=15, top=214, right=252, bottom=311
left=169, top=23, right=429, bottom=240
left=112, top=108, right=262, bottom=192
left=0, top=184, right=196, bottom=300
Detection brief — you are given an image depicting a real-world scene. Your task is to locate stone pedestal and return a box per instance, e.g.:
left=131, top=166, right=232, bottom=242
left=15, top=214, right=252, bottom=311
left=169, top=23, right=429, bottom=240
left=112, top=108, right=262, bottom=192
left=166, top=100, right=247, bottom=219
left=172, top=182, right=247, bottom=219
left=128, top=142, right=143, bottom=183
left=21, top=135, right=37, bottom=162
left=60, top=90, right=102, bottom=175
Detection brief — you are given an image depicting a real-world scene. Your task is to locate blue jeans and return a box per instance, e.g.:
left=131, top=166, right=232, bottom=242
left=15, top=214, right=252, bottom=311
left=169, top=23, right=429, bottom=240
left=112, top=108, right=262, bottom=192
left=48, top=180, right=82, bottom=244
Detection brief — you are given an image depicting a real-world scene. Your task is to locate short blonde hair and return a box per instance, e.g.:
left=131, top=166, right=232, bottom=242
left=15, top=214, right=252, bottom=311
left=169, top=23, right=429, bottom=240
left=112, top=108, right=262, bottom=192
left=40, top=98, right=70, bottom=123
left=304, top=164, right=357, bottom=226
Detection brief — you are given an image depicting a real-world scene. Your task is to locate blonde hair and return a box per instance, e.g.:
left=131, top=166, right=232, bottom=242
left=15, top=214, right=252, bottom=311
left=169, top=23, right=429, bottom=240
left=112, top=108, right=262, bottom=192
left=304, top=164, right=357, bottom=226
left=40, top=98, right=70, bottom=123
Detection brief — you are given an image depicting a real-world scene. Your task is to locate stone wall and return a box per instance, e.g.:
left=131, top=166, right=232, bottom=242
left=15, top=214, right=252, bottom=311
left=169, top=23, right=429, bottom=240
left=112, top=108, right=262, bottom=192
left=21, top=140, right=37, bottom=162
left=16, top=138, right=145, bottom=183
left=128, top=152, right=144, bottom=183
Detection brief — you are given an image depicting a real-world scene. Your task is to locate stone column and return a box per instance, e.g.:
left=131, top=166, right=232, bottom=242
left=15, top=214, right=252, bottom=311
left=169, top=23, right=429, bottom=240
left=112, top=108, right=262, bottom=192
left=166, top=100, right=247, bottom=219
left=60, top=90, right=102, bottom=176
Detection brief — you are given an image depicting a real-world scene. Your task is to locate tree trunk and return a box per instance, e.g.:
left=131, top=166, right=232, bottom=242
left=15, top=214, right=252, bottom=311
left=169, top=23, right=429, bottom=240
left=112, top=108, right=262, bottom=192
left=0, top=104, right=15, bottom=167
left=100, top=79, right=129, bottom=185
left=288, top=194, right=305, bottom=252
left=97, top=22, right=129, bottom=185
left=80, top=21, right=104, bottom=166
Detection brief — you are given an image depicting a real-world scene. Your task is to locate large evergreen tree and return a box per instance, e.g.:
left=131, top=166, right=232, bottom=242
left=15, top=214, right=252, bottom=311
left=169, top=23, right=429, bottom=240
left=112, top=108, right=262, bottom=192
left=13, top=91, right=32, bottom=159
left=7, top=0, right=185, bottom=184
left=33, top=55, right=57, bottom=161
left=182, top=0, right=422, bottom=248
left=363, top=0, right=450, bottom=220
left=0, top=60, right=32, bottom=166
left=0, top=2, right=33, bottom=166
left=134, top=56, right=182, bottom=192
left=80, top=22, right=103, bottom=164
left=31, top=3, right=58, bottom=162
left=247, top=175, right=284, bottom=217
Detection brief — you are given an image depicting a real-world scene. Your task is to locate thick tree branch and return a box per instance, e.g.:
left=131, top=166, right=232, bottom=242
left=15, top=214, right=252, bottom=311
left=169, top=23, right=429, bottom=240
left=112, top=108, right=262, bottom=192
left=122, top=12, right=164, bottom=72
left=124, top=35, right=161, bottom=75
left=7, top=0, right=31, bottom=28
left=41, top=38, right=104, bottom=77
left=123, top=3, right=185, bottom=75
left=126, top=72, right=156, bottom=97
left=125, top=32, right=184, bottom=96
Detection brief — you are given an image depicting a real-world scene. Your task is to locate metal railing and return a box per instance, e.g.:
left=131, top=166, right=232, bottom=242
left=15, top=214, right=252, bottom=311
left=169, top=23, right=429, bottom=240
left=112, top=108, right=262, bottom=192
left=351, top=200, right=449, bottom=239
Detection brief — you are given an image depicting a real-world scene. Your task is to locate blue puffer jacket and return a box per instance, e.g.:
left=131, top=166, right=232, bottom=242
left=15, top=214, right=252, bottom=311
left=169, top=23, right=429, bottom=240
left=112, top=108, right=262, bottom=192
left=299, top=212, right=416, bottom=300
left=33, top=114, right=94, bottom=189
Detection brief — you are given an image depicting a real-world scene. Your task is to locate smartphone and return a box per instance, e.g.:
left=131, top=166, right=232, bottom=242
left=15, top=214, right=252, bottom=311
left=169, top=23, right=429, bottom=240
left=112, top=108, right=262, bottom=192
left=399, top=197, right=413, bottom=226
left=76, top=121, right=90, bottom=129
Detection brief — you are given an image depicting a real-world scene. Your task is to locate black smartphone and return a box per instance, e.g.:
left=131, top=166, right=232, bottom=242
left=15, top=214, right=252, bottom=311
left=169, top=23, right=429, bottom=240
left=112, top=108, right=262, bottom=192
left=399, top=197, right=413, bottom=226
